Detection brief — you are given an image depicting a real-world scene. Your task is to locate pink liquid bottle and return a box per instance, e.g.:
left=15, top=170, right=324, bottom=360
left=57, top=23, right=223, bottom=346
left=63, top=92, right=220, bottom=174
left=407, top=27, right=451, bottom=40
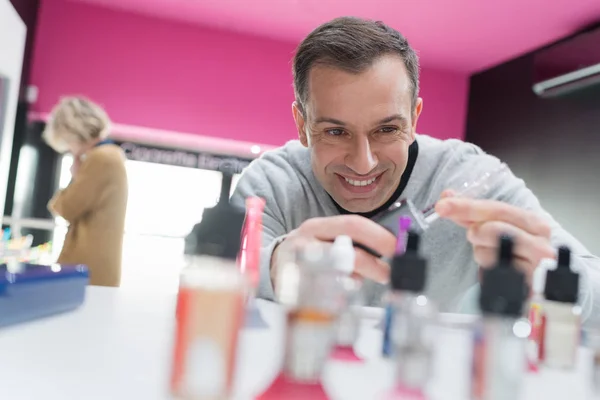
left=240, top=197, right=268, bottom=328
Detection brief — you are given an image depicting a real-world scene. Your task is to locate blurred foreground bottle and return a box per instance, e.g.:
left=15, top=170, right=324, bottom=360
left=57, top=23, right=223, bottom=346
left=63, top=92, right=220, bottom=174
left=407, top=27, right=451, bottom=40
left=171, top=175, right=247, bottom=400
left=472, top=236, right=530, bottom=400
left=259, top=241, right=346, bottom=400
left=543, top=246, right=581, bottom=369
left=389, top=231, right=438, bottom=397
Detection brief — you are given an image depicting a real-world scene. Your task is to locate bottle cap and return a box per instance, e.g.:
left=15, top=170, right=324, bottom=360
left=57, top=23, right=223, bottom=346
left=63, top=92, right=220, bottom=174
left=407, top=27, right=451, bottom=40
left=184, top=173, right=246, bottom=260
left=479, top=235, right=527, bottom=317
left=330, top=235, right=355, bottom=275
left=544, top=246, right=579, bottom=303
left=390, top=231, right=427, bottom=293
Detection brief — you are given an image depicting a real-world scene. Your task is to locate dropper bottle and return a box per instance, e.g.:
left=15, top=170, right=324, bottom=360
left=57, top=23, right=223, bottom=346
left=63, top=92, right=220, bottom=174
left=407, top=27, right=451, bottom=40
left=381, top=216, right=412, bottom=357
left=329, top=235, right=363, bottom=362
left=258, top=241, right=342, bottom=400
left=472, top=235, right=530, bottom=400
left=543, top=246, right=581, bottom=369
left=171, top=178, right=248, bottom=400
left=388, top=231, right=438, bottom=396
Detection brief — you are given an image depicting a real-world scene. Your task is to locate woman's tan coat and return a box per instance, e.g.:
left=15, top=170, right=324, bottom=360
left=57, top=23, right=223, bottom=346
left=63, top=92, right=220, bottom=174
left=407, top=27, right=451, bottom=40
left=49, top=144, right=128, bottom=287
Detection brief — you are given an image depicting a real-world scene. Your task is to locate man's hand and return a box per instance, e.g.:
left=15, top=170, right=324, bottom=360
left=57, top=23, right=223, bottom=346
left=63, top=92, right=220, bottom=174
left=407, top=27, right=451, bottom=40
left=435, top=195, right=556, bottom=283
left=272, top=215, right=396, bottom=284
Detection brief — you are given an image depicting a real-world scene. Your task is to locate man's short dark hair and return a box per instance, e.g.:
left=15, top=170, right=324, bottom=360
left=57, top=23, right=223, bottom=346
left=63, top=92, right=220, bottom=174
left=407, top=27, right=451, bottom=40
left=292, top=17, right=420, bottom=116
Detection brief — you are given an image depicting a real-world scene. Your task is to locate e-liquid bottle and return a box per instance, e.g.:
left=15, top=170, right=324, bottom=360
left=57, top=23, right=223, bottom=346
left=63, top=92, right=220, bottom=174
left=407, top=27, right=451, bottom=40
left=389, top=231, right=438, bottom=394
left=582, top=328, right=600, bottom=398
left=381, top=216, right=412, bottom=357
left=258, top=242, right=343, bottom=400
left=171, top=188, right=247, bottom=400
left=543, top=246, right=581, bottom=369
left=472, top=235, right=530, bottom=400
left=284, top=242, right=342, bottom=382
left=329, top=235, right=363, bottom=362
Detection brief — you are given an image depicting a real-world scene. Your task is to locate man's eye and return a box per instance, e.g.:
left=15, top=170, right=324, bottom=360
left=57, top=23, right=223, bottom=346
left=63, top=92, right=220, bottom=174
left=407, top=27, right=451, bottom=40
left=377, top=126, right=399, bottom=134
left=325, top=128, right=345, bottom=136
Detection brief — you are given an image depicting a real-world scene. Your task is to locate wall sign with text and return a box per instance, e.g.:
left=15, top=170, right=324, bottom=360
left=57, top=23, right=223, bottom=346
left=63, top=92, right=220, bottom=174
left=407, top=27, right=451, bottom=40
left=116, top=141, right=253, bottom=174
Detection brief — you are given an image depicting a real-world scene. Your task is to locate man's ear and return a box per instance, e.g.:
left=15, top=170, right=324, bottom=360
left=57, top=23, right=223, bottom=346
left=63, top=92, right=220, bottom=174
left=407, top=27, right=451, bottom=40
left=410, top=97, right=423, bottom=142
left=292, top=101, right=309, bottom=147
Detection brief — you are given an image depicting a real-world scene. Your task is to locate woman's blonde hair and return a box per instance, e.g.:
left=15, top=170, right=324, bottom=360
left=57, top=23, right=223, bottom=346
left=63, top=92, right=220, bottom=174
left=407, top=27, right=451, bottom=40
left=43, top=96, right=111, bottom=153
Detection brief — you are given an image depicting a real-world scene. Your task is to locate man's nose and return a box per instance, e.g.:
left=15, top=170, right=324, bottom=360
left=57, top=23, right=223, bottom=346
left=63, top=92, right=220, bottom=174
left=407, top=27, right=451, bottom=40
left=346, top=137, right=378, bottom=175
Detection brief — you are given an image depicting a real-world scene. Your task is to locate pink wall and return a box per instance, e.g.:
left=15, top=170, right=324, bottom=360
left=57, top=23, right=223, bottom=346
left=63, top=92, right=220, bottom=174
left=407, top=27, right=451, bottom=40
left=30, top=0, right=468, bottom=146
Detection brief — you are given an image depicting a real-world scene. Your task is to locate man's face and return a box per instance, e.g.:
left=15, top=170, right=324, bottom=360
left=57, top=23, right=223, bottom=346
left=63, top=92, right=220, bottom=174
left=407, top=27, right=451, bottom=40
left=292, top=55, right=423, bottom=213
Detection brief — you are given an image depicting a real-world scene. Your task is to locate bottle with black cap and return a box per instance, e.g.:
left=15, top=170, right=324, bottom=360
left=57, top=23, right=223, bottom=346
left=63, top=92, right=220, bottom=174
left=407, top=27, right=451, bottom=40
left=543, top=245, right=581, bottom=369
left=388, top=231, right=438, bottom=393
left=171, top=172, right=248, bottom=400
left=472, top=235, right=530, bottom=400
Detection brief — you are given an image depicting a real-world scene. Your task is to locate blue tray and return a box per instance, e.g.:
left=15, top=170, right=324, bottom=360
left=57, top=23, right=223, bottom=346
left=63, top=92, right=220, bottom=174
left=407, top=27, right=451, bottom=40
left=0, top=263, right=89, bottom=328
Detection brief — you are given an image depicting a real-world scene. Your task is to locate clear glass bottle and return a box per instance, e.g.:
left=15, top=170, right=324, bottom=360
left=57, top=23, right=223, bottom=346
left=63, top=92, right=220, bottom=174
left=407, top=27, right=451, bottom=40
left=472, top=316, right=531, bottom=400
left=393, top=293, right=438, bottom=391
left=543, top=246, right=581, bottom=369
left=258, top=241, right=345, bottom=400
left=583, top=328, right=600, bottom=399
left=472, top=235, right=530, bottom=400
left=389, top=231, right=438, bottom=393
left=282, top=242, right=345, bottom=382
left=329, top=236, right=362, bottom=353
left=334, top=278, right=363, bottom=350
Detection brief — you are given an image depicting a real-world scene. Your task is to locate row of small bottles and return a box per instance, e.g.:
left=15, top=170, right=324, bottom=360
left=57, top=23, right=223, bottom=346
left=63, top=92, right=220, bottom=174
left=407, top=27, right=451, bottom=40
left=169, top=182, right=582, bottom=400
left=269, top=229, right=582, bottom=400
left=381, top=230, right=581, bottom=400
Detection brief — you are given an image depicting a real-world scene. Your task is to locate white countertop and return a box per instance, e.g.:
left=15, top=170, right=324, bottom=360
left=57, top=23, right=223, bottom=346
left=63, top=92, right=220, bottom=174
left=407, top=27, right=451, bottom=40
left=0, top=286, right=595, bottom=400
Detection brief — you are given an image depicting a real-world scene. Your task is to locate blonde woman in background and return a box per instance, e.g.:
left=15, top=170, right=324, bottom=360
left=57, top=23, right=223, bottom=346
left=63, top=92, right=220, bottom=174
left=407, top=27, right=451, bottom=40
left=44, top=97, right=128, bottom=287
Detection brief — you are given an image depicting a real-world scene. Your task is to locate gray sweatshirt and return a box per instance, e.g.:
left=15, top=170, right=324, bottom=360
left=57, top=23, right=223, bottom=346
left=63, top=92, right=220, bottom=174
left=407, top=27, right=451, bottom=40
left=231, top=134, right=600, bottom=325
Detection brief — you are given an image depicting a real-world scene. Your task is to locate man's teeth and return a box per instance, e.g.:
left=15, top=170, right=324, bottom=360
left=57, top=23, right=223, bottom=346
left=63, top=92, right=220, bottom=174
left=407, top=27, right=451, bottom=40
left=344, top=177, right=377, bottom=186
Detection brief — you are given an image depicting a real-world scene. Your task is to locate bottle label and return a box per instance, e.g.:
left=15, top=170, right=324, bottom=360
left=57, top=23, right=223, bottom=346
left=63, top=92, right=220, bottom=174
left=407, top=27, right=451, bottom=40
left=170, top=285, right=245, bottom=398
left=336, top=309, right=359, bottom=346
left=544, top=320, right=579, bottom=367
left=286, top=319, right=335, bottom=382
left=471, top=325, right=486, bottom=399
left=382, top=304, right=395, bottom=357
left=184, top=338, right=225, bottom=397
left=593, top=352, right=600, bottom=393
left=472, top=321, right=525, bottom=400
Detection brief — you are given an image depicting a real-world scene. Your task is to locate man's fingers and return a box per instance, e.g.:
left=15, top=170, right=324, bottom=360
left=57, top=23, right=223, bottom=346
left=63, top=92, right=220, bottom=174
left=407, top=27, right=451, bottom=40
left=473, top=246, right=536, bottom=284
left=440, top=189, right=457, bottom=199
left=354, top=249, right=390, bottom=283
left=298, top=215, right=396, bottom=258
left=467, top=221, right=556, bottom=263
left=472, top=246, right=497, bottom=268
left=473, top=246, right=531, bottom=270
left=447, top=218, right=478, bottom=229
left=279, top=216, right=393, bottom=284
left=436, top=198, right=551, bottom=238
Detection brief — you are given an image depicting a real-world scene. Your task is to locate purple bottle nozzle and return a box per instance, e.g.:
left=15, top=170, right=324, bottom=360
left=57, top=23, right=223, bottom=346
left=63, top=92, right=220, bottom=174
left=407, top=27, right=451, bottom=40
left=399, top=216, right=412, bottom=232
left=395, top=216, right=412, bottom=254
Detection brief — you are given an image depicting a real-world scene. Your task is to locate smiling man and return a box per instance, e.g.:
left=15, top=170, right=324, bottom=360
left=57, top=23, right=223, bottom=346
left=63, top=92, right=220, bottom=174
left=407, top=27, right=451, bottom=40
left=231, top=17, right=600, bottom=323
